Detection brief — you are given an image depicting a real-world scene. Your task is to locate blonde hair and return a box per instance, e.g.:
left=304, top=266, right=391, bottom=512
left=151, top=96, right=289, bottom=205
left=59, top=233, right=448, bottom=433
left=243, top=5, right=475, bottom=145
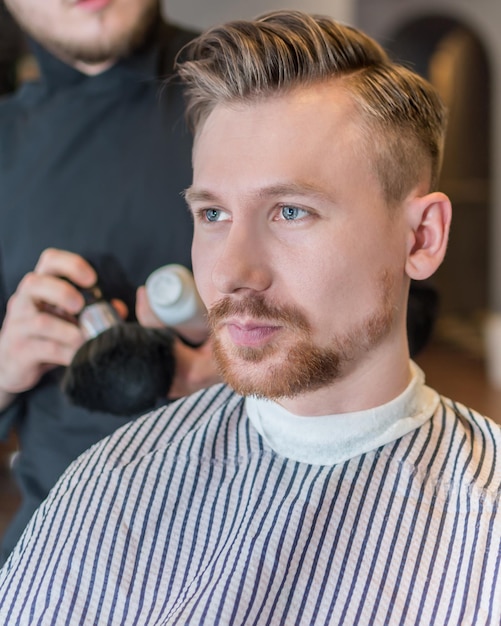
left=176, top=10, right=447, bottom=204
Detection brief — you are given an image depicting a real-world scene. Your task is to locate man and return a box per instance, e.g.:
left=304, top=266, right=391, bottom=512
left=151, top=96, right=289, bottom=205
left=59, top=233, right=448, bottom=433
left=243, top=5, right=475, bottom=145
left=0, top=0, right=218, bottom=563
left=1, top=10, right=499, bottom=624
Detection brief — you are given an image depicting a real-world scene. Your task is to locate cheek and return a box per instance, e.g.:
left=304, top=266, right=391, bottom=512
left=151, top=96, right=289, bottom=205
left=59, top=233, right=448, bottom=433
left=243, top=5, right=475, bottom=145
left=12, top=2, right=47, bottom=29
left=113, top=1, right=145, bottom=23
left=297, top=252, right=379, bottom=322
left=191, top=240, right=215, bottom=307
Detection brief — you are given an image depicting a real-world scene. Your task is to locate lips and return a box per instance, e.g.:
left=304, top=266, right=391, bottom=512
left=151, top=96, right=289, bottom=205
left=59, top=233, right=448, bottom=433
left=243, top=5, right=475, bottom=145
left=225, top=320, right=281, bottom=348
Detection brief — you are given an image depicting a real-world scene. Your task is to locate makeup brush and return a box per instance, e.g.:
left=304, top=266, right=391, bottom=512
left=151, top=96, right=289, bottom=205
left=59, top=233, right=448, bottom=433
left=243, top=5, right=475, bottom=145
left=61, top=265, right=207, bottom=416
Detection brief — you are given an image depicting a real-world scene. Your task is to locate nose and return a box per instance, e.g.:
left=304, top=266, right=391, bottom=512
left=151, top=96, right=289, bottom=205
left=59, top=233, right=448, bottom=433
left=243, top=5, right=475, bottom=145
left=212, top=221, right=271, bottom=295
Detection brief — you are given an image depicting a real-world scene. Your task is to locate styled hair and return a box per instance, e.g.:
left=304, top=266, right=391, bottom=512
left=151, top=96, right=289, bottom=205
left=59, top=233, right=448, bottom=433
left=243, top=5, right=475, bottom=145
left=176, top=10, right=447, bottom=204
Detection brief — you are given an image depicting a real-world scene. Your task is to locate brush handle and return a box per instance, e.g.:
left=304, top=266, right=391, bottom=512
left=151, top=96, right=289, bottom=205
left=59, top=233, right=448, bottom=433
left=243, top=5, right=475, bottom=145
left=76, top=284, right=121, bottom=340
left=79, top=301, right=121, bottom=339
left=145, top=265, right=208, bottom=345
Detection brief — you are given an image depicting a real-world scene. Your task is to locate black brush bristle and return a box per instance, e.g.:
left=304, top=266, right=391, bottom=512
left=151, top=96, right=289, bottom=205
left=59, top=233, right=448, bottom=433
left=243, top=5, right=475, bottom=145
left=62, top=323, right=176, bottom=415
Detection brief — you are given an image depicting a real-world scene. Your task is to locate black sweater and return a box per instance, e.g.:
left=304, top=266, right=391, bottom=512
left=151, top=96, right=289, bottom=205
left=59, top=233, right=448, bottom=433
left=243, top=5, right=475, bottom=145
left=0, top=19, right=197, bottom=561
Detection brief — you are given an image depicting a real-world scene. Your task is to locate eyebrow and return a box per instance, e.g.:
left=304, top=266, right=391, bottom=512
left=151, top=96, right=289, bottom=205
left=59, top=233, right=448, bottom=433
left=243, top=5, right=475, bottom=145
left=184, top=182, right=332, bottom=206
left=183, top=188, right=217, bottom=205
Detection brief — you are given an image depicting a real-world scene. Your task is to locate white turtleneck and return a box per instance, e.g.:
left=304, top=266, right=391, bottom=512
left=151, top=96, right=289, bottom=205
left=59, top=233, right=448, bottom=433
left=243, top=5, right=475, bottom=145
left=245, top=361, right=439, bottom=465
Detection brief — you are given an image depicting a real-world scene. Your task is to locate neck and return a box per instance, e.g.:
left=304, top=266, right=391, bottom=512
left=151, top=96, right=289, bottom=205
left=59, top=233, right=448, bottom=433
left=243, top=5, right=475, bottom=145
left=39, top=39, right=118, bottom=76
left=278, top=341, right=412, bottom=417
left=246, top=361, right=438, bottom=465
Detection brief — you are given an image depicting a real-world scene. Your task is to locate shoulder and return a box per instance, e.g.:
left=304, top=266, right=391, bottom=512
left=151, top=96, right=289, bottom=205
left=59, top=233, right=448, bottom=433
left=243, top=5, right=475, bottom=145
left=11, top=386, right=240, bottom=542
left=74, top=384, right=240, bottom=474
left=0, top=91, right=26, bottom=161
left=1, top=385, right=241, bottom=570
left=442, top=397, right=501, bottom=451
left=0, top=82, right=43, bottom=128
left=0, top=91, right=21, bottom=125
left=433, top=397, right=501, bottom=498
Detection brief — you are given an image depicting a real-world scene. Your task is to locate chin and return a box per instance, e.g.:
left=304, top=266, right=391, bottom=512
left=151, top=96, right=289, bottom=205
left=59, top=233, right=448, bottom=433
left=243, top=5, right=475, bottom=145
left=58, top=4, right=157, bottom=63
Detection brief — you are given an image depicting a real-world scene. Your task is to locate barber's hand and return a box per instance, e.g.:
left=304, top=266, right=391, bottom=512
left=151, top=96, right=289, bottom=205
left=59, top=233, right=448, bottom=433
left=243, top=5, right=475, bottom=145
left=0, top=248, right=96, bottom=409
left=169, top=338, right=221, bottom=399
left=136, top=285, right=221, bottom=398
left=135, top=285, right=164, bottom=327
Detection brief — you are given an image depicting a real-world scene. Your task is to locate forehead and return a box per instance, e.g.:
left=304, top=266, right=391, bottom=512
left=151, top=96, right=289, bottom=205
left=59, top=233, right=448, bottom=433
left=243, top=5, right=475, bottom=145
left=194, top=80, right=360, bottom=150
left=191, top=81, right=377, bottom=201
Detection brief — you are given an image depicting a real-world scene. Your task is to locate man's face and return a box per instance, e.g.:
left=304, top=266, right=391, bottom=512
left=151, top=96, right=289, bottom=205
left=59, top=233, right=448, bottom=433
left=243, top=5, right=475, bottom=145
left=5, top=0, right=158, bottom=65
left=188, top=81, right=411, bottom=413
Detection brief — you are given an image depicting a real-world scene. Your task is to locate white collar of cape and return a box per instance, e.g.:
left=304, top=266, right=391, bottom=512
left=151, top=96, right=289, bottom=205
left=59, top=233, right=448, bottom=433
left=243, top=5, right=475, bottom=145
left=245, top=361, right=439, bottom=465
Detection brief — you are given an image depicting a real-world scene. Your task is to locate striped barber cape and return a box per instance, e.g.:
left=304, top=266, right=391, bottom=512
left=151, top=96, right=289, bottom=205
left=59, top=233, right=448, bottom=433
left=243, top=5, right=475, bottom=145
left=0, top=383, right=499, bottom=625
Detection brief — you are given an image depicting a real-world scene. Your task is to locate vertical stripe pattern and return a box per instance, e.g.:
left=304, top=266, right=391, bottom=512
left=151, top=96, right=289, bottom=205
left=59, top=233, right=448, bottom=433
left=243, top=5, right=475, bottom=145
left=0, top=384, right=499, bottom=625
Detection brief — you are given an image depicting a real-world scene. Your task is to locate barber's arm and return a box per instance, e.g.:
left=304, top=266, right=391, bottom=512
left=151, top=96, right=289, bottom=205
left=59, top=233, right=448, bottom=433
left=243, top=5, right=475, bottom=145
left=136, top=285, right=221, bottom=398
left=0, top=248, right=96, bottom=412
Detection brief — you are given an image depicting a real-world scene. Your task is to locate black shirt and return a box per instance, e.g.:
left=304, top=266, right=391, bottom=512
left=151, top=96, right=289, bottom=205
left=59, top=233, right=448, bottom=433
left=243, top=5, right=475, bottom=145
left=0, top=19, right=197, bottom=560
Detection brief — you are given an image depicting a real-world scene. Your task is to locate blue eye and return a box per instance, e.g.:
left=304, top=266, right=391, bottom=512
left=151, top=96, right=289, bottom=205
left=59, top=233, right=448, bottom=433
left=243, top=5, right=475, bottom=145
left=280, top=205, right=308, bottom=221
left=197, top=207, right=230, bottom=223
left=205, top=209, right=222, bottom=222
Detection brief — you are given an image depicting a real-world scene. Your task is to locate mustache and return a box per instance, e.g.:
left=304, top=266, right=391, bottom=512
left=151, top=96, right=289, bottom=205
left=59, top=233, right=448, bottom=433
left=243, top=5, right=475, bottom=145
left=208, top=295, right=310, bottom=332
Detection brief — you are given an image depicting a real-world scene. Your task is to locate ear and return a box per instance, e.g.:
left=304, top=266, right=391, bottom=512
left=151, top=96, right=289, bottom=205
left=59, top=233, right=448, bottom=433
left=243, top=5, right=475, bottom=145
left=405, top=191, right=451, bottom=280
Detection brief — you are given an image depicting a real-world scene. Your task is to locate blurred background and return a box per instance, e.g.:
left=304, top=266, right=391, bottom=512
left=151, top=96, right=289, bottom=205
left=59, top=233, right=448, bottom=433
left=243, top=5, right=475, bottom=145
left=1, top=0, right=500, bottom=535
